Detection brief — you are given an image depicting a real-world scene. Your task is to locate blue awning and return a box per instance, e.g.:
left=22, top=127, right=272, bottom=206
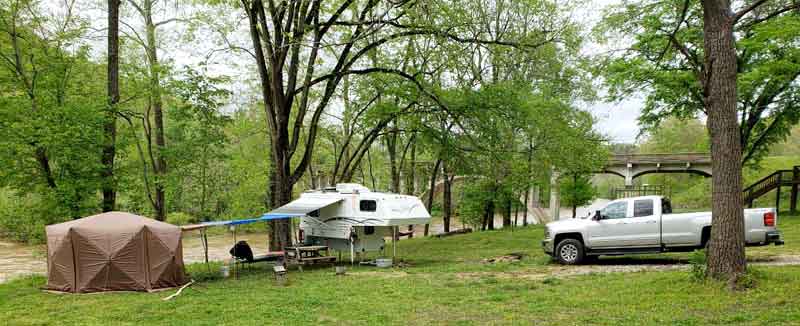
left=182, top=213, right=304, bottom=231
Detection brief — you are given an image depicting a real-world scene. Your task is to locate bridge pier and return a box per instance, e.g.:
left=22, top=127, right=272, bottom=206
left=624, top=163, right=634, bottom=186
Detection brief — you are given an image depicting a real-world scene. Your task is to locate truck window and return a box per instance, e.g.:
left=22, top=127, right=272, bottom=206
left=601, top=201, right=628, bottom=219
left=633, top=199, right=654, bottom=217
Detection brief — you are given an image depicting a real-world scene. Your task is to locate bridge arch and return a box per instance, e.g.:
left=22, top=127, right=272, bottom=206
left=603, top=153, right=712, bottom=186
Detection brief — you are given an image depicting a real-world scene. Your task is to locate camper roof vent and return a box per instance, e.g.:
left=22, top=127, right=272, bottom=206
left=336, top=183, right=370, bottom=194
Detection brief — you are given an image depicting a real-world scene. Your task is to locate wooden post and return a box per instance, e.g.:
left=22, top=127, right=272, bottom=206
left=775, top=177, right=781, bottom=213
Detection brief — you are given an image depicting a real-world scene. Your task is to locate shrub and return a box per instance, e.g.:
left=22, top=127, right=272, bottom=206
left=688, top=249, right=707, bottom=282
left=167, top=212, right=198, bottom=226
left=0, top=189, right=70, bottom=244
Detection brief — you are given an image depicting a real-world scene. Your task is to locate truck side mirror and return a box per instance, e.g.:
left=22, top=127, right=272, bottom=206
left=593, top=210, right=602, bottom=221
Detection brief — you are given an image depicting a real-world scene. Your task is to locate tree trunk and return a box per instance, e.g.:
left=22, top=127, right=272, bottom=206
left=513, top=203, right=519, bottom=227
left=425, top=159, right=443, bottom=236
left=405, top=137, right=416, bottom=237
left=522, top=188, right=529, bottom=226
left=102, top=0, right=120, bottom=212
left=701, top=0, right=747, bottom=282
left=442, top=160, right=452, bottom=233
left=572, top=174, right=577, bottom=218
left=144, top=0, right=167, bottom=221
left=386, top=123, right=400, bottom=193
left=481, top=202, right=489, bottom=231
left=268, top=157, right=294, bottom=250
left=309, top=164, right=318, bottom=189
left=487, top=200, right=495, bottom=230
left=502, top=199, right=511, bottom=227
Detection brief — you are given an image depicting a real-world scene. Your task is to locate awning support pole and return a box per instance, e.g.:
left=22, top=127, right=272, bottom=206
left=233, top=226, right=237, bottom=279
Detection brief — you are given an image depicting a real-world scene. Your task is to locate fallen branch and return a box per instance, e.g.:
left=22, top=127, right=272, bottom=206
left=434, top=228, right=472, bottom=238
left=162, top=279, right=195, bottom=301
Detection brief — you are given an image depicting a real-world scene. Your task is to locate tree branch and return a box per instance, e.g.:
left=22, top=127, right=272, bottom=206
left=733, top=0, right=769, bottom=24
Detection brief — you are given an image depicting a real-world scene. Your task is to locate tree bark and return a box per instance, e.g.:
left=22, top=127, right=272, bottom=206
left=486, top=200, right=495, bottom=230
left=425, top=159, right=443, bottom=236
left=502, top=199, right=511, bottom=227
left=143, top=0, right=167, bottom=221
left=442, top=160, right=452, bottom=233
left=701, top=0, right=747, bottom=282
left=522, top=188, right=529, bottom=226
left=386, top=122, right=400, bottom=193
left=572, top=174, right=578, bottom=218
left=102, top=0, right=120, bottom=212
left=405, top=136, right=416, bottom=237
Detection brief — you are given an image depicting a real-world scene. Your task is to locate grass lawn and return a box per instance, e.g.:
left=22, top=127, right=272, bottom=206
left=2, top=213, right=800, bottom=325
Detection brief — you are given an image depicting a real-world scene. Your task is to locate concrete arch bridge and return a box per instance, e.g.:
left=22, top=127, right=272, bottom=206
left=602, top=153, right=712, bottom=186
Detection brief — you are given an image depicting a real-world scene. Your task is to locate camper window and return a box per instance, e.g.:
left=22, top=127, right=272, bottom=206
left=359, top=200, right=377, bottom=212
left=308, top=209, right=319, bottom=217
left=364, top=226, right=375, bottom=235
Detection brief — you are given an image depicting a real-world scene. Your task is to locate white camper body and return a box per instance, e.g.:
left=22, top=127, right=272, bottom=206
left=269, top=183, right=431, bottom=252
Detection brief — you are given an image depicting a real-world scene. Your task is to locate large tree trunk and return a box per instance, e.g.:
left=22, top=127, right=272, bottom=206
left=701, top=0, right=746, bottom=282
left=102, top=0, right=120, bottom=212
left=442, top=160, right=452, bottom=233
left=268, top=153, right=294, bottom=250
left=144, top=0, right=167, bottom=221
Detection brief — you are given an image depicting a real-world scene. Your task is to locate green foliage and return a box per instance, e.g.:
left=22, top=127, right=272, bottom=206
left=0, top=1, right=105, bottom=240
left=0, top=189, right=69, bottom=243
left=560, top=174, right=596, bottom=210
left=688, top=249, right=707, bottom=282
left=597, top=0, right=800, bottom=165
left=166, top=212, right=197, bottom=226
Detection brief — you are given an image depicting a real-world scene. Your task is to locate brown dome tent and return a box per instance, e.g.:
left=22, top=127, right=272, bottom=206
left=45, top=212, right=188, bottom=293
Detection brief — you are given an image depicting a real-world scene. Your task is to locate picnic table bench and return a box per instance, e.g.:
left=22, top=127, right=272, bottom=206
left=285, top=245, right=336, bottom=271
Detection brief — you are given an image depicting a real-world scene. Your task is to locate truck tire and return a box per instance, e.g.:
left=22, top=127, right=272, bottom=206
left=555, top=238, right=584, bottom=265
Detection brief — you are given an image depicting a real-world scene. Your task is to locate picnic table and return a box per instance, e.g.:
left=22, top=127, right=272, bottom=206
left=285, top=245, right=336, bottom=271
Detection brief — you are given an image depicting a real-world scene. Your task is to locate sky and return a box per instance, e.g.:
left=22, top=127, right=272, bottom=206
left=578, top=0, right=644, bottom=144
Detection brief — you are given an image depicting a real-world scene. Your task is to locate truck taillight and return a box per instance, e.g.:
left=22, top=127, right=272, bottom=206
left=764, top=212, right=775, bottom=227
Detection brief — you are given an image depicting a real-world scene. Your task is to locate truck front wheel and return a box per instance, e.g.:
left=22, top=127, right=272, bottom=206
left=555, top=238, right=584, bottom=265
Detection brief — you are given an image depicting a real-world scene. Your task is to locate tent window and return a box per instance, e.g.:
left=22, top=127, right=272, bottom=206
left=364, top=226, right=375, bottom=235
left=360, top=200, right=377, bottom=212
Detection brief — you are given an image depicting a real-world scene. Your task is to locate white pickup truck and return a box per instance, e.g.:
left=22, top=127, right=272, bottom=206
left=542, top=196, right=784, bottom=264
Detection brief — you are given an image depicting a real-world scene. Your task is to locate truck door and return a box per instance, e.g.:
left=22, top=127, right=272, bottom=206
left=587, top=199, right=660, bottom=248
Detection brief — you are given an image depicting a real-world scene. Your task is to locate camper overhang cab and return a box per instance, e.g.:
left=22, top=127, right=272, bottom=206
left=270, top=183, right=431, bottom=252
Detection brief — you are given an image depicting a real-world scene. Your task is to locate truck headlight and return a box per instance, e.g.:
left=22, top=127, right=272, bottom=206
left=544, top=228, right=551, bottom=239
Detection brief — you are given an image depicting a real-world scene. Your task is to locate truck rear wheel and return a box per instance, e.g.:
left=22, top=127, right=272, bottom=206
left=555, top=238, right=584, bottom=265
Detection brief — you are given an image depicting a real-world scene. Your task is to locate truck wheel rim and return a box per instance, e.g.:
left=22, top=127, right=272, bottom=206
left=560, top=244, right=578, bottom=262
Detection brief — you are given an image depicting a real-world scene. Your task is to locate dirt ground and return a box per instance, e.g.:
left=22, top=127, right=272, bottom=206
left=0, top=240, right=46, bottom=283
left=455, top=255, right=800, bottom=281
